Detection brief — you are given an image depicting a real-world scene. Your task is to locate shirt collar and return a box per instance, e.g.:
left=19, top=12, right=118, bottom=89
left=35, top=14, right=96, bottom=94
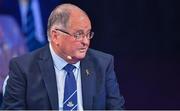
left=49, top=43, right=80, bottom=70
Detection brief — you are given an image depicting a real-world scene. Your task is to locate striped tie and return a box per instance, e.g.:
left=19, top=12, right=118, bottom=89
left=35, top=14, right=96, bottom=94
left=24, top=0, right=42, bottom=51
left=63, top=64, right=78, bottom=110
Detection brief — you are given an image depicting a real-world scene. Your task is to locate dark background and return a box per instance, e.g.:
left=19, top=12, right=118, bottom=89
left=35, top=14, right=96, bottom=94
left=1, top=0, right=180, bottom=109
left=64, top=0, right=180, bottom=109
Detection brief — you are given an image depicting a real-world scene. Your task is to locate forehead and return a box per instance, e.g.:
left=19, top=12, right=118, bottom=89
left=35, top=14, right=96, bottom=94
left=68, top=11, right=91, bottom=32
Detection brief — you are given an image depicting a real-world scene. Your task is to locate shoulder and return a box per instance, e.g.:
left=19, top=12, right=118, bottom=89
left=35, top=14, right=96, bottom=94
left=86, top=48, right=114, bottom=64
left=9, top=45, right=49, bottom=69
left=87, top=48, right=113, bottom=59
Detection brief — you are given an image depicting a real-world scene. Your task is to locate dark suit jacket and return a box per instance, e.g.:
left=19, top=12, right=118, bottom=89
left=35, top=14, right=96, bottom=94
left=1, top=45, right=124, bottom=110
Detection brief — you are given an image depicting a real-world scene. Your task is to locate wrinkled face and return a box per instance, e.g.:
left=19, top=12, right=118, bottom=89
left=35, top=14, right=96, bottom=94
left=51, top=12, right=92, bottom=63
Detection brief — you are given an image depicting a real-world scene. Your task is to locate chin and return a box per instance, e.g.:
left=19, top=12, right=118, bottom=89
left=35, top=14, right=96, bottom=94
left=75, top=53, right=86, bottom=60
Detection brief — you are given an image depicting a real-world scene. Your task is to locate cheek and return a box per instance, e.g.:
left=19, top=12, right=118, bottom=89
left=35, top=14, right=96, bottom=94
left=64, top=41, right=78, bottom=52
left=70, top=43, right=79, bottom=51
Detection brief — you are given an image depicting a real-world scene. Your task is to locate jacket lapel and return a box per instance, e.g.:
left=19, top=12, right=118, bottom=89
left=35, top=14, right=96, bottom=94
left=38, top=45, right=59, bottom=109
left=80, top=52, right=96, bottom=110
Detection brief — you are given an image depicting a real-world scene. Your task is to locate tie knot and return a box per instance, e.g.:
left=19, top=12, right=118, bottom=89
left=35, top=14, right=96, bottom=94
left=63, top=64, right=76, bottom=73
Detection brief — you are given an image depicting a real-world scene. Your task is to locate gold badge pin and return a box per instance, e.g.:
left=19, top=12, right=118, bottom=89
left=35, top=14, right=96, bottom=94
left=85, top=69, right=90, bottom=76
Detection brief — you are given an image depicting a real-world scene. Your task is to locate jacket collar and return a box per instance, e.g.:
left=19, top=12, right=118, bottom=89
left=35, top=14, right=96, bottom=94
left=80, top=50, right=96, bottom=109
left=38, top=45, right=59, bottom=109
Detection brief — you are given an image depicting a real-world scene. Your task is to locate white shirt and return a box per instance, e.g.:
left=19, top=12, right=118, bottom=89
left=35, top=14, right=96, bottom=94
left=19, top=0, right=45, bottom=43
left=49, top=44, right=83, bottom=110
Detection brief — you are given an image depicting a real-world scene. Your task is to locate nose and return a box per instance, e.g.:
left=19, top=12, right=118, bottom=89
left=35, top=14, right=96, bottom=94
left=81, top=37, right=90, bottom=46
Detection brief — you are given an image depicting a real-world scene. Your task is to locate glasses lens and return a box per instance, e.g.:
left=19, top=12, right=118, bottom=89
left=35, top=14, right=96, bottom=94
left=88, top=32, right=94, bottom=39
left=73, top=31, right=94, bottom=40
left=74, top=32, right=83, bottom=39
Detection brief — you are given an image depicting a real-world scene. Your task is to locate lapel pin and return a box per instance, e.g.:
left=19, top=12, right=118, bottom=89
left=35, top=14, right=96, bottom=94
left=85, top=69, right=90, bottom=76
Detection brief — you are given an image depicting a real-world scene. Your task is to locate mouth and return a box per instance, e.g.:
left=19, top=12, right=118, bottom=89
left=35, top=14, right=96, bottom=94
left=79, top=48, right=87, bottom=53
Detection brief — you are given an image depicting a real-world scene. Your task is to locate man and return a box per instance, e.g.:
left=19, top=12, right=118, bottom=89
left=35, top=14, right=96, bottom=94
left=1, top=3, right=125, bottom=110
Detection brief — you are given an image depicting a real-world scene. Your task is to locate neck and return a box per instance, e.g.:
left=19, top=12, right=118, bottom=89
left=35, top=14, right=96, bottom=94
left=51, top=43, right=79, bottom=64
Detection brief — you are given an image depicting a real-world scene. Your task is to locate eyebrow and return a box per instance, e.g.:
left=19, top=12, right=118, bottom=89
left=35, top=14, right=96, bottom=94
left=74, top=29, right=91, bottom=34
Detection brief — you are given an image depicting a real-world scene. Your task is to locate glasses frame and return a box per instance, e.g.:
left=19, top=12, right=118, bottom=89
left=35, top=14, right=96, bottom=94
left=55, top=28, right=94, bottom=40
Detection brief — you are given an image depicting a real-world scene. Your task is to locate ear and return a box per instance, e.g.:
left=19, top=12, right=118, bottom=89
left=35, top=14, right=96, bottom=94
left=51, top=30, right=59, bottom=45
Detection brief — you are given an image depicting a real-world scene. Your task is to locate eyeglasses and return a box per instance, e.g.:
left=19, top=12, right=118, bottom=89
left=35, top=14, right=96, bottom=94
left=55, top=28, right=94, bottom=40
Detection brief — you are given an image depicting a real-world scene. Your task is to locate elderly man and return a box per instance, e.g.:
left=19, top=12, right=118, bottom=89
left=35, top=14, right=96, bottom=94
left=1, top=3, right=124, bottom=110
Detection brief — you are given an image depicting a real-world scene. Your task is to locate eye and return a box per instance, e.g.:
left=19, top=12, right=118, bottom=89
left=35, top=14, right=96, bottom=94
left=74, top=31, right=84, bottom=39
